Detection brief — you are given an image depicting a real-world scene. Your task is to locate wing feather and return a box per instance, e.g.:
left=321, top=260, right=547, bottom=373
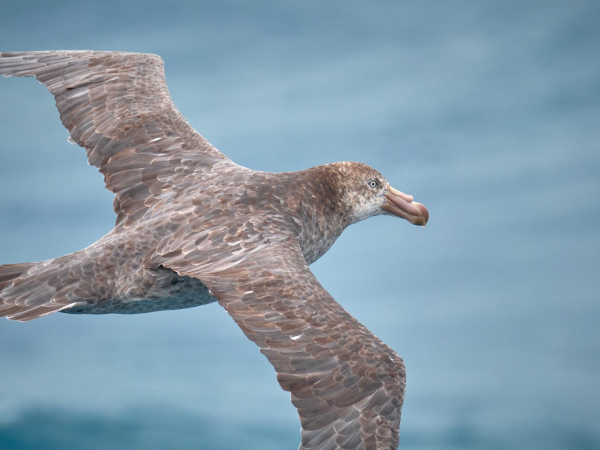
left=157, top=234, right=406, bottom=450
left=0, top=51, right=234, bottom=227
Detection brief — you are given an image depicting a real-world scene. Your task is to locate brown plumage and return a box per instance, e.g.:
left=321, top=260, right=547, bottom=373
left=0, top=51, right=429, bottom=449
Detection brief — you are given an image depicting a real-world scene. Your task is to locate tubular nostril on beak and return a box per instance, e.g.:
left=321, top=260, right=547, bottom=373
left=388, top=186, right=413, bottom=203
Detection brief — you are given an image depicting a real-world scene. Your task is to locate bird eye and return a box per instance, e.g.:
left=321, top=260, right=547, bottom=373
left=368, top=179, right=380, bottom=189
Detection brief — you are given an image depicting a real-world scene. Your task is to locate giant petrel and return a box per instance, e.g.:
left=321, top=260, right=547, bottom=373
left=0, top=51, right=429, bottom=450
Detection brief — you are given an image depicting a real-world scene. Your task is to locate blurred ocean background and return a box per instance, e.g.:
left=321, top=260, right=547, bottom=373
left=1, top=1, right=599, bottom=449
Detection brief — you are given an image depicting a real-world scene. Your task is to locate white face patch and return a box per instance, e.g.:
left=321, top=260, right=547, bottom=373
left=344, top=182, right=387, bottom=224
left=348, top=194, right=385, bottom=224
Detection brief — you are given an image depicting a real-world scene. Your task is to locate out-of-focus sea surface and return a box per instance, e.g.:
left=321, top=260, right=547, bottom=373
left=1, top=1, right=599, bottom=449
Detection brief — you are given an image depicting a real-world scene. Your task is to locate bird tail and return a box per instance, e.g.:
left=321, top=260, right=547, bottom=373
left=0, top=261, right=72, bottom=322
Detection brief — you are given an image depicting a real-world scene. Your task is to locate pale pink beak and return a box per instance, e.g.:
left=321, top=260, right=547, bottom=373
left=382, top=186, right=429, bottom=226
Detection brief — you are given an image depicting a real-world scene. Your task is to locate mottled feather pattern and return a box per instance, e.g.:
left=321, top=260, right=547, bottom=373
left=0, top=51, right=230, bottom=228
left=203, top=243, right=405, bottom=450
left=0, top=51, right=410, bottom=449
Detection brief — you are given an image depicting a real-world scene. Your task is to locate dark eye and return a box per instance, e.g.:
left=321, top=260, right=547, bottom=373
left=368, top=179, right=380, bottom=189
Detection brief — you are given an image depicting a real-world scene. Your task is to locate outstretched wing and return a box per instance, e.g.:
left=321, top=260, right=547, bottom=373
left=156, top=235, right=406, bottom=450
left=0, top=51, right=232, bottom=227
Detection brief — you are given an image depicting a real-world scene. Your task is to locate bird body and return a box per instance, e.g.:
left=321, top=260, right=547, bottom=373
left=0, top=51, right=428, bottom=450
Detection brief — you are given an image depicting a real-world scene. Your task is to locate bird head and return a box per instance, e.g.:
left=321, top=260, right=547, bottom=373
left=331, top=162, right=429, bottom=226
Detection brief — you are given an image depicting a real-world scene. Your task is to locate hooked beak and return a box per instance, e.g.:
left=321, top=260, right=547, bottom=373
left=382, top=185, right=429, bottom=226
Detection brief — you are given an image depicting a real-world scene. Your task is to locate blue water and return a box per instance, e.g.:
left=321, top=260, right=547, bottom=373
left=1, top=1, right=599, bottom=448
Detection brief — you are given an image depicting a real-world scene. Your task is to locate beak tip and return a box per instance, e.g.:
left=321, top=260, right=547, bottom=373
left=415, top=203, right=429, bottom=226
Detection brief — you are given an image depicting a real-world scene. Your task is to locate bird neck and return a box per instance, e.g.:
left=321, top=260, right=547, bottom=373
left=283, top=166, right=351, bottom=265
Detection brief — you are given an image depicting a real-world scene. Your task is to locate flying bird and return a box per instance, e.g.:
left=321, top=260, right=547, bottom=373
left=0, top=51, right=428, bottom=450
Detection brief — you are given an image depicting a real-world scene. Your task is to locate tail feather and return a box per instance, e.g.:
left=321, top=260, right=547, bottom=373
left=0, top=262, right=76, bottom=321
